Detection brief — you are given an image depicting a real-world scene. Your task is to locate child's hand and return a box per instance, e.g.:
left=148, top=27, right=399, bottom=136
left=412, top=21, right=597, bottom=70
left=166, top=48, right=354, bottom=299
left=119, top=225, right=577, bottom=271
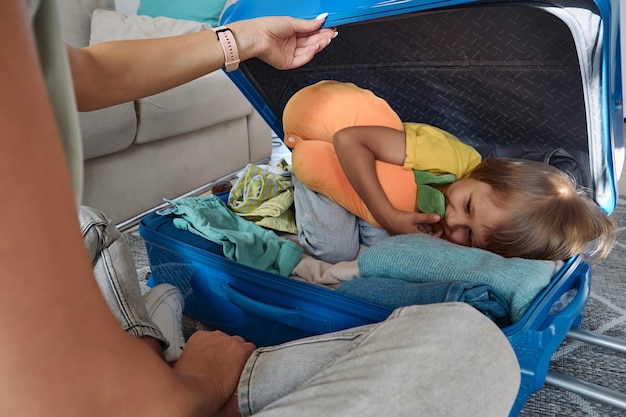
left=415, top=221, right=445, bottom=238
left=381, top=209, right=442, bottom=237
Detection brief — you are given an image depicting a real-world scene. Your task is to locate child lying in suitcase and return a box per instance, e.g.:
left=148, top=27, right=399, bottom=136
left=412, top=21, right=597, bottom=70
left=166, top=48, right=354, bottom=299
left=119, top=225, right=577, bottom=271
left=285, top=80, right=615, bottom=264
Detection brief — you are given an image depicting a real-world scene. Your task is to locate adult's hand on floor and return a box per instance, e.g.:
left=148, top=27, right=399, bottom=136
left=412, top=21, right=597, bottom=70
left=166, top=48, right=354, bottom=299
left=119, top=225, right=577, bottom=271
left=174, top=330, right=256, bottom=415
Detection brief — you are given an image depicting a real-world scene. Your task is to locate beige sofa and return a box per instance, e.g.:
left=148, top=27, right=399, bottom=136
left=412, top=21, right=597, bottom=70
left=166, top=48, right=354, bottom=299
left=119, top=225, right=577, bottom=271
left=58, top=0, right=272, bottom=226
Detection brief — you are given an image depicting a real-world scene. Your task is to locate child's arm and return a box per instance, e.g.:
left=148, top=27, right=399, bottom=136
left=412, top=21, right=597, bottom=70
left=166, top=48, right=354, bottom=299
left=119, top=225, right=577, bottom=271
left=334, top=126, right=441, bottom=236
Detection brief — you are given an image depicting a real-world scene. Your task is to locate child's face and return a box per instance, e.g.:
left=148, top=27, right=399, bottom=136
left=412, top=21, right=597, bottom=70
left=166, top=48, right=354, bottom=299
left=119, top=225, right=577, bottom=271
left=442, top=178, right=507, bottom=250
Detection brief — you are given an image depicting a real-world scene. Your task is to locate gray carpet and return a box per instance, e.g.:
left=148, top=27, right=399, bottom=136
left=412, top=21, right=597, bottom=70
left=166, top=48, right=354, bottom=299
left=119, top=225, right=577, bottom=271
left=124, top=197, right=626, bottom=416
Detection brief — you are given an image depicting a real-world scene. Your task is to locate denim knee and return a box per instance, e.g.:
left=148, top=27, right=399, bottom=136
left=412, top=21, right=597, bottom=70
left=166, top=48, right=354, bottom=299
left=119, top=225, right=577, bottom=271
left=79, top=206, right=118, bottom=262
left=78, top=206, right=167, bottom=344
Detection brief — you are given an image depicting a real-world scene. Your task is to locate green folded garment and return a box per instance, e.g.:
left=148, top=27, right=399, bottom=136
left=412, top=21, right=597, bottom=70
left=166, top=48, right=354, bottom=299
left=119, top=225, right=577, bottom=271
left=163, top=195, right=303, bottom=276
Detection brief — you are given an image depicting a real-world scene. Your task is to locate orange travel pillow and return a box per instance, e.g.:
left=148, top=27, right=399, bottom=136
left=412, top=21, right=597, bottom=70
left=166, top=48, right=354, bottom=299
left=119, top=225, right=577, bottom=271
left=283, top=80, right=418, bottom=228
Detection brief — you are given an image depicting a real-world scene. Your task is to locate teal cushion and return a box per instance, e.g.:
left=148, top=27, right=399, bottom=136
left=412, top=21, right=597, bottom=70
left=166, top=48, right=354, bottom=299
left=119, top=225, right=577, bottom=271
left=138, top=0, right=227, bottom=27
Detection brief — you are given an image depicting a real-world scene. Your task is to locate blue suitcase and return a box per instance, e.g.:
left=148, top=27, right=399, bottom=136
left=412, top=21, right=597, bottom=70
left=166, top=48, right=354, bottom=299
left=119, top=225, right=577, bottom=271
left=140, top=0, right=623, bottom=415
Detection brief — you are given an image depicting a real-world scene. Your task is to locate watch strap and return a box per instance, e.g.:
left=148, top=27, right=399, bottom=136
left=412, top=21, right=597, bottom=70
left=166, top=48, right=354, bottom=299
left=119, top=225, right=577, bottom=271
left=211, top=26, right=240, bottom=72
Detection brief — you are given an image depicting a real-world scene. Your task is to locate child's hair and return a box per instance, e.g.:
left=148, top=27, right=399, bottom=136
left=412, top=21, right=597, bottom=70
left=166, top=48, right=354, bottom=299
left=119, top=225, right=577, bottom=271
left=468, top=158, right=615, bottom=264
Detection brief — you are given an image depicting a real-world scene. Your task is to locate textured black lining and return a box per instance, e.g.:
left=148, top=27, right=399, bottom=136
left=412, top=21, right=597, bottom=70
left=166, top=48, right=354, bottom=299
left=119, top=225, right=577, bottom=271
left=241, top=3, right=595, bottom=186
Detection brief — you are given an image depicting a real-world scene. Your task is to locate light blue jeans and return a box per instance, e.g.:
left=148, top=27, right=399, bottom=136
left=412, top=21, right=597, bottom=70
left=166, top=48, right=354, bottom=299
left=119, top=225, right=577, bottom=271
left=79, top=206, right=168, bottom=347
left=80, top=206, right=520, bottom=417
left=293, top=176, right=389, bottom=263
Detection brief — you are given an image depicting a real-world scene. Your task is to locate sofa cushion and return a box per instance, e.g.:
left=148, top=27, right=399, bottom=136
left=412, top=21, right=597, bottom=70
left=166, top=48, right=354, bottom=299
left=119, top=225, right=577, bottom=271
left=80, top=103, right=137, bottom=159
left=137, top=0, right=228, bottom=28
left=89, top=8, right=255, bottom=145
left=58, top=0, right=116, bottom=48
left=134, top=71, right=253, bottom=144
left=89, top=9, right=209, bottom=44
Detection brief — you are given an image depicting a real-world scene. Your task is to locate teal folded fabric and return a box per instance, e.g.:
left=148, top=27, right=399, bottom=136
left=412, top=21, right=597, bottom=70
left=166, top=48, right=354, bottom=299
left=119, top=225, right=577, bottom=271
left=162, top=195, right=303, bottom=276
left=358, top=234, right=555, bottom=322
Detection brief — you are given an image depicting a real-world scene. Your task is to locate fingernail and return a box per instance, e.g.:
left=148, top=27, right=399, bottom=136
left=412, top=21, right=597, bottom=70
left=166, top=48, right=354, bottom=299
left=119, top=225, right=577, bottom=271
left=332, top=30, right=339, bottom=38
left=315, top=12, right=329, bottom=21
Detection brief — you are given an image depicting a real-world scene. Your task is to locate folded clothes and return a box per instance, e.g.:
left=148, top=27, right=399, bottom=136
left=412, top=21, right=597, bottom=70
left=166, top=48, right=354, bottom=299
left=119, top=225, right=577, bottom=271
left=358, top=234, right=557, bottom=322
left=237, top=189, right=298, bottom=234
left=229, top=159, right=292, bottom=212
left=337, top=277, right=511, bottom=326
left=159, top=195, right=303, bottom=276
left=228, top=160, right=298, bottom=234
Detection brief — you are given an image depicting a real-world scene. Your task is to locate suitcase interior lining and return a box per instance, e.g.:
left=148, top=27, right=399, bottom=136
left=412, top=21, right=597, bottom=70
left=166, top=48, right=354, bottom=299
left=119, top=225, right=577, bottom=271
left=240, top=4, right=594, bottom=186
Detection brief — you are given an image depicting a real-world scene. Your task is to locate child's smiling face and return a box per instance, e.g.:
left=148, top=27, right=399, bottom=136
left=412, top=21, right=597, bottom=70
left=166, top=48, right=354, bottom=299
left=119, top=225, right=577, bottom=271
left=441, top=178, right=508, bottom=249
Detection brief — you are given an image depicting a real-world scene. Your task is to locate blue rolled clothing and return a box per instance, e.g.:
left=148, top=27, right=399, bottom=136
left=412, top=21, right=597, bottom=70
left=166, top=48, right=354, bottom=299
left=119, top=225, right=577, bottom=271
left=337, top=277, right=511, bottom=327
left=159, top=195, right=303, bottom=276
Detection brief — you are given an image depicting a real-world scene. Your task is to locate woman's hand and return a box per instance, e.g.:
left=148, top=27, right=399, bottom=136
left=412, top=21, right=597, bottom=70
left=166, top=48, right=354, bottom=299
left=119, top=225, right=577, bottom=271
left=231, top=15, right=337, bottom=70
left=174, top=331, right=256, bottom=416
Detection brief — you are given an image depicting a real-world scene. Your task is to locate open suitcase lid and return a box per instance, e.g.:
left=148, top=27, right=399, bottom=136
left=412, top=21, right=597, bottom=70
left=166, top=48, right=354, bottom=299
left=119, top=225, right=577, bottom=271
left=221, top=0, right=622, bottom=214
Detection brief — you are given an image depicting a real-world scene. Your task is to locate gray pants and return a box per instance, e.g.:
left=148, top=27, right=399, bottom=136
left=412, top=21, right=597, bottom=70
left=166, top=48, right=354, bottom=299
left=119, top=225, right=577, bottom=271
left=293, top=175, right=390, bottom=263
left=80, top=206, right=520, bottom=417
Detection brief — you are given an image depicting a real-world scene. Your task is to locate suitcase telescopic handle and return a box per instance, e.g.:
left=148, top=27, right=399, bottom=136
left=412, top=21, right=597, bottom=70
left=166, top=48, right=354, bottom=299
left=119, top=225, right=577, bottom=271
left=222, top=283, right=334, bottom=334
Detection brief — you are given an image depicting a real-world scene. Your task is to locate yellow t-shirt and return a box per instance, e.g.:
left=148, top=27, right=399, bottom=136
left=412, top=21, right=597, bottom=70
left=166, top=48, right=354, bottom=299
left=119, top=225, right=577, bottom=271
left=402, top=122, right=482, bottom=179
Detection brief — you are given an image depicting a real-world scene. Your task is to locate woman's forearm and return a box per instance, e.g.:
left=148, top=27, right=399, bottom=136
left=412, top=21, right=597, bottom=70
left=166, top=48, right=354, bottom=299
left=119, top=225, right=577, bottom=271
left=68, top=17, right=336, bottom=111
left=68, top=30, right=226, bottom=111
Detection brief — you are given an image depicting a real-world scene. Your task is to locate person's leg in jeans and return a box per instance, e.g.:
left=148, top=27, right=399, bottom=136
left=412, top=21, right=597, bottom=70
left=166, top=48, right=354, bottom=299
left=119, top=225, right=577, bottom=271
left=239, top=302, right=520, bottom=417
left=79, top=206, right=181, bottom=360
left=79, top=206, right=520, bottom=415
